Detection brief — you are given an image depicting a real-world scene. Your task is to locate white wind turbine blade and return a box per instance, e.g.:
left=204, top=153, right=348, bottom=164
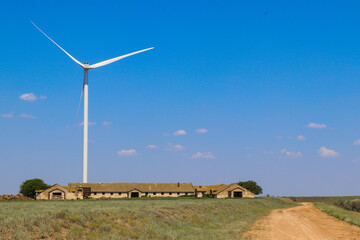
left=31, top=21, right=84, bottom=68
left=89, top=47, right=154, bottom=69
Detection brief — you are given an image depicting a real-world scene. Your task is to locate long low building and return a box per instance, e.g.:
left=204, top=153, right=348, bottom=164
left=36, top=182, right=254, bottom=200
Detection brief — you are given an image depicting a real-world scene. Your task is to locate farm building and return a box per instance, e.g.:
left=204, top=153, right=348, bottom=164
left=194, top=183, right=254, bottom=198
left=35, top=184, right=84, bottom=200
left=36, top=182, right=254, bottom=200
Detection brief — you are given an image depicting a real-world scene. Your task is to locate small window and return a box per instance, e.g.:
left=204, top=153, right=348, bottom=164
left=119, top=192, right=122, bottom=195
left=161, top=192, right=164, bottom=195
left=94, top=193, right=97, bottom=195
left=177, top=192, right=180, bottom=195
left=110, top=192, right=113, bottom=195
left=185, top=193, right=188, bottom=195
left=102, top=192, right=105, bottom=195
left=169, top=192, right=172, bottom=195
left=153, top=192, right=156, bottom=195
left=145, top=192, right=148, bottom=196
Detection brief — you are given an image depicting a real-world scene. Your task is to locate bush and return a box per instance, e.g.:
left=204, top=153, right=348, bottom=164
left=334, top=199, right=360, bottom=212
left=237, top=180, right=263, bottom=195
left=202, top=194, right=214, bottom=198
left=20, top=179, right=51, bottom=198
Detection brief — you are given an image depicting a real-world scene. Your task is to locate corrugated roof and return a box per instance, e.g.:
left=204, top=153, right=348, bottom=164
left=68, top=182, right=195, bottom=193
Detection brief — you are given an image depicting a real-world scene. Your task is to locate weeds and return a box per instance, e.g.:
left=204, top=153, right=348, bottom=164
left=0, top=198, right=296, bottom=239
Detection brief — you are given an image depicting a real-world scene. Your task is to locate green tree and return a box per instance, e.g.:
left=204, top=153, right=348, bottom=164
left=237, top=180, right=263, bottom=195
left=20, top=178, right=51, bottom=198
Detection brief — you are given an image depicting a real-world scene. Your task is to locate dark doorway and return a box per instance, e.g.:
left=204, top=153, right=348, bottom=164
left=131, top=192, right=139, bottom=198
left=51, top=192, right=63, bottom=200
left=233, top=191, right=243, bottom=198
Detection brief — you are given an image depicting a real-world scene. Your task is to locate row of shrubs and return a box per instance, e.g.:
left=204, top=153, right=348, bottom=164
left=334, top=199, right=360, bottom=212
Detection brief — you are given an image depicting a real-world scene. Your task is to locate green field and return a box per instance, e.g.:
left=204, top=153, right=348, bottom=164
left=0, top=198, right=296, bottom=240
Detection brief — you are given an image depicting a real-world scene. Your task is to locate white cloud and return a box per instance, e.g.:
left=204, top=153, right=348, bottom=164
left=146, top=145, right=159, bottom=149
left=19, top=113, right=36, bottom=119
left=281, top=148, right=302, bottom=158
left=297, top=135, right=306, bottom=141
left=117, top=149, right=137, bottom=156
left=165, top=143, right=185, bottom=151
left=354, top=139, right=360, bottom=145
left=191, top=152, right=215, bottom=159
left=19, top=93, right=37, bottom=101
left=174, top=129, right=187, bottom=136
left=102, top=121, right=112, bottom=127
left=1, top=113, right=13, bottom=118
left=195, top=128, right=208, bottom=134
left=307, top=122, right=327, bottom=129
left=80, top=121, right=96, bottom=126
left=173, top=144, right=185, bottom=150
left=19, top=93, right=47, bottom=102
left=318, top=146, right=339, bottom=158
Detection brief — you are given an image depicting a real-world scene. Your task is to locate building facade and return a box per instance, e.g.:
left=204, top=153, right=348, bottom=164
left=36, top=182, right=254, bottom=200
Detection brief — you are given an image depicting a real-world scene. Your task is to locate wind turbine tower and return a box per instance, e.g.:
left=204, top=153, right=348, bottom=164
left=32, top=22, right=154, bottom=183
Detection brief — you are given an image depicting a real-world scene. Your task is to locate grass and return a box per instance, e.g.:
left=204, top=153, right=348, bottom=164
left=289, top=196, right=360, bottom=204
left=314, top=202, right=360, bottom=227
left=0, top=197, right=296, bottom=240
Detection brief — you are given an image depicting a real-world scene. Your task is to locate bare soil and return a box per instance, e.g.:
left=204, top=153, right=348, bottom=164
left=242, top=202, right=360, bottom=240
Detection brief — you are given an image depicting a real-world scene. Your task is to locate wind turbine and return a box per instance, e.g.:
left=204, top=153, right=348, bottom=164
left=31, top=22, right=154, bottom=183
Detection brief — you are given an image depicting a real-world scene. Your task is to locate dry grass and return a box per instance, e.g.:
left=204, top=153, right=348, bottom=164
left=0, top=198, right=296, bottom=240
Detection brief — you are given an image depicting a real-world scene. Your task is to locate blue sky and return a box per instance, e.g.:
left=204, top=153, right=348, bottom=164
left=1, top=1, right=360, bottom=196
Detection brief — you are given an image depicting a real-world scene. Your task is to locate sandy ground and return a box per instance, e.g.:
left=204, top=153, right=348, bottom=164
left=242, top=202, right=360, bottom=240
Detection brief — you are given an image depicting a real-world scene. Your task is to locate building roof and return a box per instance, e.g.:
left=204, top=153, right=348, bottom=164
left=194, top=183, right=250, bottom=195
left=68, top=182, right=195, bottom=193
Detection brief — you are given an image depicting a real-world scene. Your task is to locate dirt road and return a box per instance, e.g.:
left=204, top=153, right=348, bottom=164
left=242, top=202, right=360, bottom=240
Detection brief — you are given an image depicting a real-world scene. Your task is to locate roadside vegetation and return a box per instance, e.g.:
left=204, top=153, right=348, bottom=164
left=288, top=196, right=360, bottom=204
left=288, top=196, right=360, bottom=227
left=314, top=202, right=360, bottom=227
left=0, top=197, right=296, bottom=240
left=334, top=199, right=360, bottom=212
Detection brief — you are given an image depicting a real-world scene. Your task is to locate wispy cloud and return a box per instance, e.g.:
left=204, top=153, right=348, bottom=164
left=19, top=93, right=47, bottom=102
left=174, top=129, right=187, bottom=136
left=19, top=113, right=36, bottom=119
left=146, top=145, right=159, bottom=149
left=102, top=121, right=112, bottom=127
left=354, top=139, right=360, bottom=145
left=307, top=122, right=326, bottom=129
left=165, top=143, right=185, bottom=151
left=191, top=152, right=215, bottom=159
left=263, top=151, right=274, bottom=155
left=195, top=128, right=208, bottom=134
left=318, top=146, right=339, bottom=158
left=281, top=148, right=302, bottom=158
left=117, top=149, right=137, bottom=156
left=297, top=135, right=306, bottom=141
left=80, top=121, right=96, bottom=126
left=1, top=113, right=13, bottom=118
